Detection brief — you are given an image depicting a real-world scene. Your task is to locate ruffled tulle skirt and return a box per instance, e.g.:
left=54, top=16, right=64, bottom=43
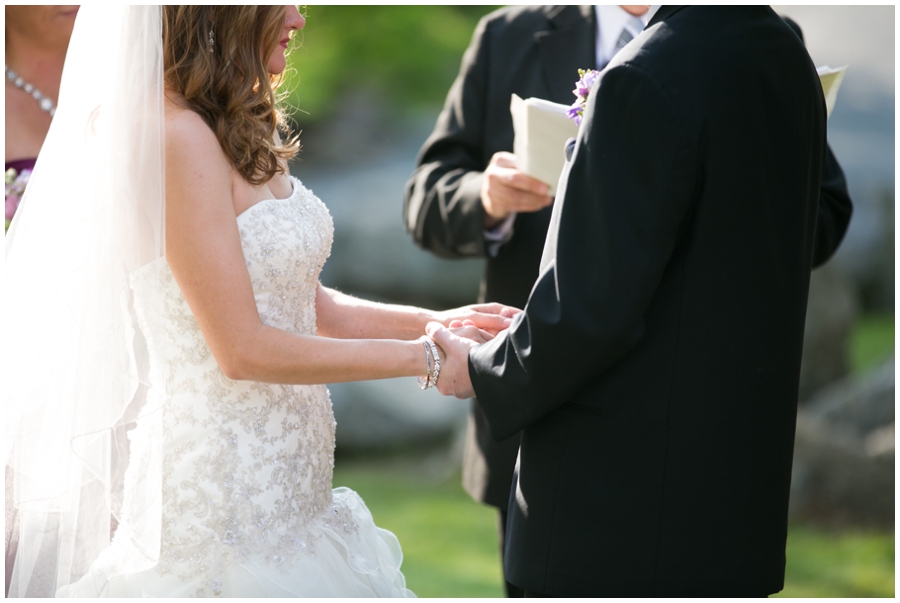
left=58, top=488, right=414, bottom=598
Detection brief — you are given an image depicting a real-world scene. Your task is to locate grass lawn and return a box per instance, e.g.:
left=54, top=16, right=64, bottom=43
left=850, top=312, right=895, bottom=375
left=335, top=462, right=894, bottom=597
left=776, top=524, right=895, bottom=597
left=334, top=461, right=504, bottom=597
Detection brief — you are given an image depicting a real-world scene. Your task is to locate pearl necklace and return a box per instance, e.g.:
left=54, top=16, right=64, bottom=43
left=5, top=65, right=56, bottom=117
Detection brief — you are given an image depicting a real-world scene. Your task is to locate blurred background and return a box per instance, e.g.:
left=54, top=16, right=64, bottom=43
left=281, top=6, right=894, bottom=597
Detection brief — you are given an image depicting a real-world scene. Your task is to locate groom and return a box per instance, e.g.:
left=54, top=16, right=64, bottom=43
left=430, top=6, right=828, bottom=597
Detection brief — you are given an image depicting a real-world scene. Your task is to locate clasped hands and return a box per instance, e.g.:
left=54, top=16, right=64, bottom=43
left=426, top=302, right=520, bottom=399
left=420, top=150, right=544, bottom=398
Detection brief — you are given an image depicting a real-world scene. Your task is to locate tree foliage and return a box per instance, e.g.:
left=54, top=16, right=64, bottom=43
left=281, top=6, right=499, bottom=124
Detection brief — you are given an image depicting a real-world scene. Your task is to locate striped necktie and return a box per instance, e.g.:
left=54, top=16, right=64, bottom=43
left=615, top=16, right=645, bottom=53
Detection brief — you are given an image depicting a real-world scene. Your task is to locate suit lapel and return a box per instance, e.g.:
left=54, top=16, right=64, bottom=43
left=534, top=5, right=596, bottom=103
left=648, top=5, right=688, bottom=27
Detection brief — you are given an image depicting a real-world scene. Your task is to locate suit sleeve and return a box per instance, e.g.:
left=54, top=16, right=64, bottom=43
left=811, top=144, right=852, bottom=267
left=782, top=17, right=853, bottom=268
left=468, top=65, right=696, bottom=441
left=402, top=16, right=492, bottom=259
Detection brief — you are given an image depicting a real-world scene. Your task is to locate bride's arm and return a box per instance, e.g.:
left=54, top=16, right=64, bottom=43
left=316, top=286, right=433, bottom=340
left=315, top=285, right=515, bottom=340
left=165, top=109, right=426, bottom=385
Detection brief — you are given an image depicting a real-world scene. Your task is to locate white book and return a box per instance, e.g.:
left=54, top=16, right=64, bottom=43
left=817, top=65, right=848, bottom=119
left=510, top=94, right=579, bottom=197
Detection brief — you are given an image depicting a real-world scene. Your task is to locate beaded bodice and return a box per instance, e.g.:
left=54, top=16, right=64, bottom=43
left=131, top=178, right=354, bottom=590
left=237, top=180, right=334, bottom=336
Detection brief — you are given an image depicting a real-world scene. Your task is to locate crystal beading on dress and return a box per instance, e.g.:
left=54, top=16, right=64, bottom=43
left=122, top=177, right=408, bottom=597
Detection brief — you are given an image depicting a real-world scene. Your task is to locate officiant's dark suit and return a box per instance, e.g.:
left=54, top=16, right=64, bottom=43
left=403, top=6, right=597, bottom=595
left=468, top=6, right=831, bottom=596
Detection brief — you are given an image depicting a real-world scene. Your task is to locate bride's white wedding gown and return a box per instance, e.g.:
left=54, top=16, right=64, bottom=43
left=60, top=177, right=413, bottom=597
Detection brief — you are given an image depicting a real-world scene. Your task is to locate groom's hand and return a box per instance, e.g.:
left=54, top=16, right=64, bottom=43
left=426, top=321, right=480, bottom=399
left=481, top=152, right=553, bottom=229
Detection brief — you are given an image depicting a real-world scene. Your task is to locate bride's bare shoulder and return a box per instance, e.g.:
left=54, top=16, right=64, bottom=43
left=164, top=96, right=232, bottom=203
left=164, top=96, right=230, bottom=179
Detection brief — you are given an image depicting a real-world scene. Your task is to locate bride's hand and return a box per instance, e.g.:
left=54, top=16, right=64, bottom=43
left=447, top=319, right=495, bottom=343
left=435, top=303, right=521, bottom=336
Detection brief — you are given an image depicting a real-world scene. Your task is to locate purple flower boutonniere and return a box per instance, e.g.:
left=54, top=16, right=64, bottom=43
left=566, top=69, right=601, bottom=126
left=5, top=167, right=31, bottom=231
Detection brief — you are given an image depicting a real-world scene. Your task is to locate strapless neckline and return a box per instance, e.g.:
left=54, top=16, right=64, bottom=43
left=235, top=177, right=298, bottom=221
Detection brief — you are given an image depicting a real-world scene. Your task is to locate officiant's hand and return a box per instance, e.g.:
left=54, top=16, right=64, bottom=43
left=426, top=321, right=480, bottom=399
left=435, top=302, right=520, bottom=337
left=481, top=152, right=553, bottom=228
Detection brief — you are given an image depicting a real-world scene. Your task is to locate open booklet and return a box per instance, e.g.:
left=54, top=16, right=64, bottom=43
left=510, top=94, right=577, bottom=197
left=511, top=66, right=848, bottom=195
left=817, top=65, right=848, bottom=119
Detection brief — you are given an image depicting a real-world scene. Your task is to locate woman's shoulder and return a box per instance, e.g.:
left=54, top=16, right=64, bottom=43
left=164, top=99, right=231, bottom=178
left=164, top=98, right=233, bottom=203
left=165, top=102, right=215, bottom=154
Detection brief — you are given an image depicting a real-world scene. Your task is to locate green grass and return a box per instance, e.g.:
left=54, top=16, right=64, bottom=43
left=850, top=312, right=895, bottom=376
left=335, top=461, right=894, bottom=597
left=334, top=462, right=504, bottom=597
left=777, top=524, right=895, bottom=597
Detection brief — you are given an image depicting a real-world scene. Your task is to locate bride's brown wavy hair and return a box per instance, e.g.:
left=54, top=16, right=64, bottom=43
left=162, top=6, right=299, bottom=185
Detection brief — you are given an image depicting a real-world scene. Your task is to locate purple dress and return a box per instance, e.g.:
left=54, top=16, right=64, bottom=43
left=5, top=158, right=36, bottom=224
left=5, top=158, right=37, bottom=174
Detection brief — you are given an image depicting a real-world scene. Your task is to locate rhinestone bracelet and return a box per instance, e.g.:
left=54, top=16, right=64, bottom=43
left=425, top=337, right=442, bottom=388
left=416, top=339, right=433, bottom=390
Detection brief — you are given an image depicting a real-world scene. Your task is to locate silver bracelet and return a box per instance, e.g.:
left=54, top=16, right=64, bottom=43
left=425, top=337, right=441, bottom=388
left=417, top=339, right=433, bottom=390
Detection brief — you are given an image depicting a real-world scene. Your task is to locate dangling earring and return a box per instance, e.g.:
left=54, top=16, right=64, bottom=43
left=208, top=29, right=216, bottom=53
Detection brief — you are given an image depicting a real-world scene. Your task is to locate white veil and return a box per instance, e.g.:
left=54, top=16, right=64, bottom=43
left=4, top=6, right=167, bottom=596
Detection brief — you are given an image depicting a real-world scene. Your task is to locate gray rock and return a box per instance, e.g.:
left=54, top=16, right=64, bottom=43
left=294, top=118, right=484, bottom=310
left=798, top=264, right=859, bottom=402
left=864, top=422, right=895, bottom=459
left=790, top=416, right=894, bottom=525
left=859, top=190, right=895, bottom=310
left=790, top=356, right=894, bottom=525
left=804, top=355, right=895, bottom=436
left=330, top=378, right=468, bottom=452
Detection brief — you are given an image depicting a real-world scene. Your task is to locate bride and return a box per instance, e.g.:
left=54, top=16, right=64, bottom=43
left=4, top=6, right=516, bottom=597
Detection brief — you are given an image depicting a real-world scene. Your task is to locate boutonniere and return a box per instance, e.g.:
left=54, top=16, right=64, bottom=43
left=565, top=69, right=601, bottom=127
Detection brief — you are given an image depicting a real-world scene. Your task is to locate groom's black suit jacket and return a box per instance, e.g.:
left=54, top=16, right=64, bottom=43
left=469, top=6, right=829, bottom=596
left=405, top=6, right=851, bottom=517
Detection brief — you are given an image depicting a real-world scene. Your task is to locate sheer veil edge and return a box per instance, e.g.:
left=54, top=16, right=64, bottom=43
left=4, top=6, right=167, bottom=597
